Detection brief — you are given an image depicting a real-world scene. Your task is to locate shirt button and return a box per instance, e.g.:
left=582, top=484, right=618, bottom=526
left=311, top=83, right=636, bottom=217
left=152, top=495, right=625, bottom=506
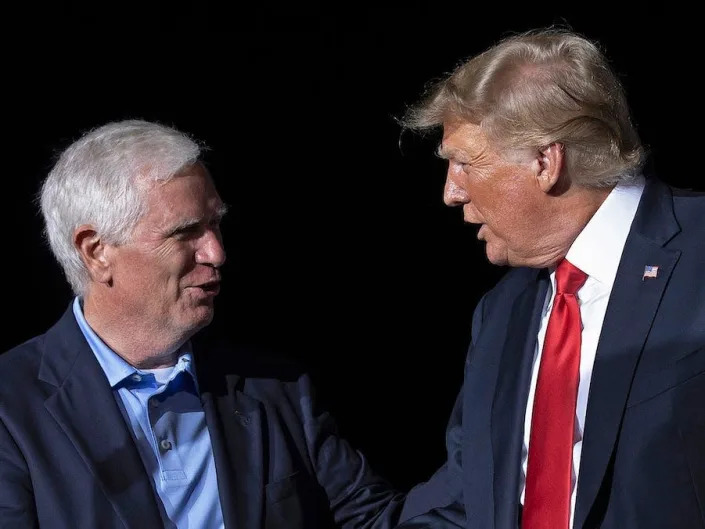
left=160, top=439, right=172, bottom=451
left=131, top=374, right=142, bottom=382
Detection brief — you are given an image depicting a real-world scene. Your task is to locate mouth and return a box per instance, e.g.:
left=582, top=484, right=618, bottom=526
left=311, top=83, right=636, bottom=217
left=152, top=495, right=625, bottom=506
left=192, top=281, right=221, bottom=295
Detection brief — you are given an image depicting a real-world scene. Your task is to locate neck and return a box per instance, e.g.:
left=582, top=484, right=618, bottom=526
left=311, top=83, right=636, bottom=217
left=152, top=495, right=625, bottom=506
left=551, top=185, right=612, bottom=262
left=523, top=185, right=612, bottom=269
left=81, top=292, right=186, bottom=369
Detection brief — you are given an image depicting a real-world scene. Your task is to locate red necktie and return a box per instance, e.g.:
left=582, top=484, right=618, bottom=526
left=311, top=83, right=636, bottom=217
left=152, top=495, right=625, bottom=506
left=523, top=259, right=587, bottom=529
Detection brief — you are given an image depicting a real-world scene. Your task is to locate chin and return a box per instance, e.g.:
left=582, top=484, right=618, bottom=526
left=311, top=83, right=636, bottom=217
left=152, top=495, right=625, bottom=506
left=196, top=307, right=215, bottom=326
left=181, top=306, right=215, bottom=334
left=485, top=245, right=510, bottom=266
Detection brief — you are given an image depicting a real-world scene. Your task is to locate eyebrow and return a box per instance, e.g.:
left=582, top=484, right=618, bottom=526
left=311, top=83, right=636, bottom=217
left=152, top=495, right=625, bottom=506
left=166, top=204, right=229, bottom=235
left=215, top=204, right=229, bottom=220
left=436, top=145, right=465, bottom=161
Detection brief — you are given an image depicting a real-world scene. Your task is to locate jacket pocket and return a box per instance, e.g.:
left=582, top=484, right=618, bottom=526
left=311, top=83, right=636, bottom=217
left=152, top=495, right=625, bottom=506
left=264, top=472, right=317, bottom=529
left=627, top=346, right=704, bottom=408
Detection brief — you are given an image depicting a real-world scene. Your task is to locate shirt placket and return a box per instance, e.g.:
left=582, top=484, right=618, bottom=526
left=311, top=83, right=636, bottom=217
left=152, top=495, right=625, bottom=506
left=136, top=374, right=188, bottom=485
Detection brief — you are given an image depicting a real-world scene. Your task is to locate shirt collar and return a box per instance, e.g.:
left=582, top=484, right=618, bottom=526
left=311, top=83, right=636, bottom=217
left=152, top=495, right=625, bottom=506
left=72, top=297, right=197, bottom=389
left=565, top=175, right=645, bottom=289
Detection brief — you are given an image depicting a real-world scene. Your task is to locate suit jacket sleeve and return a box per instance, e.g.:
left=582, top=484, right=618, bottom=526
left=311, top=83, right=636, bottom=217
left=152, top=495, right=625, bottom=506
left=298, top=373, right=406, bottom=529
left=396, top=388, right=465, bottom=528
left=0, top=416, right=38, bottom=529
left=397, top=294, right=489, bottom=527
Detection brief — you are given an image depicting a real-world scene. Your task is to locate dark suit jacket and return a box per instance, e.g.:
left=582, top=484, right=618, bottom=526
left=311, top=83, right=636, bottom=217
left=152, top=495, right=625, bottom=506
left=399, top=177, right=705, bottom=529
left=0, top=308, right=404, bottom=529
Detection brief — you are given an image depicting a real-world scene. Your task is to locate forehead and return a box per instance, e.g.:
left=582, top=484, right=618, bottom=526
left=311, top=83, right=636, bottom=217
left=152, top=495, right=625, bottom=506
left=141, top=164, right=223, bottom=220
left=440, top=120, right=490, bottom=157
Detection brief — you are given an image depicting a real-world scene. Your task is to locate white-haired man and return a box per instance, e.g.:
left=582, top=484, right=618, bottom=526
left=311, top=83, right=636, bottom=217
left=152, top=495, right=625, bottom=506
left=0, top=120, right=403, bottom=529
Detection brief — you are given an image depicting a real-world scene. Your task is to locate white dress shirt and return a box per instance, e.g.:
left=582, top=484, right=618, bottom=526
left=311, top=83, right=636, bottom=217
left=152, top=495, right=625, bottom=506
left=519, top=176, right=645, bottom=529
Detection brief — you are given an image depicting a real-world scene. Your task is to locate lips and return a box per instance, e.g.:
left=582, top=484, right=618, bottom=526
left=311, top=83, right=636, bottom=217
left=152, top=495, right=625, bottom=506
left=189, top=279, right=221, bottom=296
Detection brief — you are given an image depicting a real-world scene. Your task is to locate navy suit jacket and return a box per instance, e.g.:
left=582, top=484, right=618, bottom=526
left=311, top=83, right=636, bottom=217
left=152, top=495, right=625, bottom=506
left=399, top=177, right=705, bottom=529
left=0, top=309, right=404, bottom=528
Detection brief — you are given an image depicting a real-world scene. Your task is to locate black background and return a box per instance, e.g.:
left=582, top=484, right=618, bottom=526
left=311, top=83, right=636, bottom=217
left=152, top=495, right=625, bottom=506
left=4, top=4, right=703, bottom=491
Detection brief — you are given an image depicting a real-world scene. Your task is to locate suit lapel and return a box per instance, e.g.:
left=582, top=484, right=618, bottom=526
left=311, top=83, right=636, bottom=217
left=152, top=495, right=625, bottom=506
left=491, top=270, right=548, bottom=529
left=40, top=308, right=163, bottom=529
left=573, top=179, right=681, bottom=529
left=197, top=346, right=265, bottom=529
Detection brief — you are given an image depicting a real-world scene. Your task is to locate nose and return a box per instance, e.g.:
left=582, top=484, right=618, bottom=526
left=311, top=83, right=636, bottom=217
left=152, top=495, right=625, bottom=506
left=443, top=170, right=470, bottom=206
left=196, top=228, right=226, bottom=268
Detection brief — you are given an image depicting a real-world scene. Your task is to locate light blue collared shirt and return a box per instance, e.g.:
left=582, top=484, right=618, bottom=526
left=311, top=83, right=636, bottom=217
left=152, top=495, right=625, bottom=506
left=73, top=298, right=225, bottom=529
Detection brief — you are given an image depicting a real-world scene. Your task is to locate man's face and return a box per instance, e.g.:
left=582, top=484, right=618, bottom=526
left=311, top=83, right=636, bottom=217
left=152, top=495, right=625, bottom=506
left=106, top=163, right=226, bottom=342
left=440, top=120, right=551, bottom=267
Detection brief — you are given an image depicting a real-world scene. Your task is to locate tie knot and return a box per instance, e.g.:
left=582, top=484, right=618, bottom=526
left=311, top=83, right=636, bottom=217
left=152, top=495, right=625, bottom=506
left=555, top=259, right=587, bottom=295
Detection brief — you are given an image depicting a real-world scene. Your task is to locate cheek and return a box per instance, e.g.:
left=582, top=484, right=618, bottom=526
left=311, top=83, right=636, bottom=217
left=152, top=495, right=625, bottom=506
left=472, top=191, right=505, bottom=227
left=157, top=246, right=194, bottom=277
left=489, top=177, right=534, bottom=233
left=117, top=255, right=153, bottom=284
left=140, top=261, right=187, bottom=296
left=463, top=178, right=491, bottom=211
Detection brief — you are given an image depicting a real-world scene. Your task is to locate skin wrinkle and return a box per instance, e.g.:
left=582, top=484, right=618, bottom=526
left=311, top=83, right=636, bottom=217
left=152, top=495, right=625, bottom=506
left=79, top=163, right=226, bottom=369
left=440, top=119, right=609, bottom=268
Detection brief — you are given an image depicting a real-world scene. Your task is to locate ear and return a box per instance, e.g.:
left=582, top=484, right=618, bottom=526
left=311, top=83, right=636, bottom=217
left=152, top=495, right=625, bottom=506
left=535, top=142, right=564, bottom=193
left=74, top=225, right=113, bottom=285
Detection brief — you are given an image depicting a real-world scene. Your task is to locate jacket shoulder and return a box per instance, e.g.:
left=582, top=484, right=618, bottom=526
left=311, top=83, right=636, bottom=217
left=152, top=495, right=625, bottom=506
left=671, top=188, right=705, bottom=243
left=481, top=267, right=541, bottom=308
left=0, top=335, right=46, bottom=403
left=193, top=333, right=314, bottom=402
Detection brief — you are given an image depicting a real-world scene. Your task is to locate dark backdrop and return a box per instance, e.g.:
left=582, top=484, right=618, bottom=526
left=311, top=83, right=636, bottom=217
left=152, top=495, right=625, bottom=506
left=4, top=4, right=702, bottom=491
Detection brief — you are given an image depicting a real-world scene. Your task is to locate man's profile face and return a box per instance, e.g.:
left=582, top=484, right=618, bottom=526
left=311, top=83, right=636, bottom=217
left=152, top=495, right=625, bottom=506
left=439, top=119, right=551, bottom=267
left=106, top=163, right=227, bottom=343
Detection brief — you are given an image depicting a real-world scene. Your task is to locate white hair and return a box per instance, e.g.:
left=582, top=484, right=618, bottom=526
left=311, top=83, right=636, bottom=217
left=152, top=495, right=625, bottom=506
left=40, top=119, right=202, bottom=296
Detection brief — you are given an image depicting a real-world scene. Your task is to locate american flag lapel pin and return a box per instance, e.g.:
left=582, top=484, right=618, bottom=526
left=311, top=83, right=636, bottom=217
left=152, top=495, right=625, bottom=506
left=642, top=265, right=659, bottom=280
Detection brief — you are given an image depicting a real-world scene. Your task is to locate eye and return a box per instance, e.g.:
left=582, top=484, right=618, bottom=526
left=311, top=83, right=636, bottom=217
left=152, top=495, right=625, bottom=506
left=171, top=225, right=201, bottom=240
left=456, top=160, right=471, bottom=173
